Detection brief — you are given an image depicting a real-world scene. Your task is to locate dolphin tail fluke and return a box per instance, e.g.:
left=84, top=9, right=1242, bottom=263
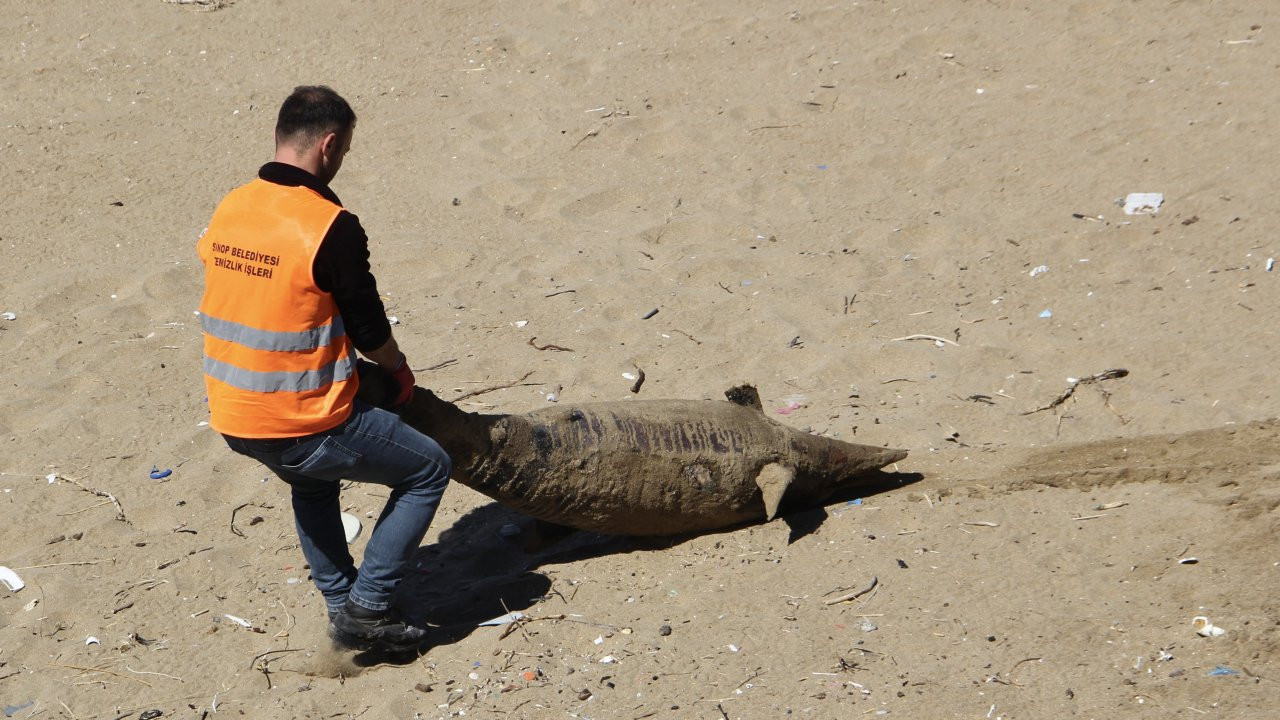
left=755, top=463, right=795, bottom=520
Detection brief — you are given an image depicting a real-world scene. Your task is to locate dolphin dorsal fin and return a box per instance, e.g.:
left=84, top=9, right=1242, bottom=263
left=755, top=463, right=795, bottom=521
left=724, top=384, right=763, bottom=412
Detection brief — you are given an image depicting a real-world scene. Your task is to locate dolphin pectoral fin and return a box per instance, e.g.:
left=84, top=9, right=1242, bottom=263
left=755, top=463, right=795, bottom=521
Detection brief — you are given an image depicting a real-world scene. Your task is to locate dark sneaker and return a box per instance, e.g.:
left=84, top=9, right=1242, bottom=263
left=329, top=600, right=430, bottom=651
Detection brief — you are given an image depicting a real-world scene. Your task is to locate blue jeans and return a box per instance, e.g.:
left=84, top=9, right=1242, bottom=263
left=224, top=400, right=451, bottom=615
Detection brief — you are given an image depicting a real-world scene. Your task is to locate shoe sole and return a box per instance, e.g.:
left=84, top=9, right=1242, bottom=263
left=329, top=625, right=425, bottom=653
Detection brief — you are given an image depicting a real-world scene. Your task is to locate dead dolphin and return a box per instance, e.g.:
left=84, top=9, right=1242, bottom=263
left=359, top=367, right=907, bottom=536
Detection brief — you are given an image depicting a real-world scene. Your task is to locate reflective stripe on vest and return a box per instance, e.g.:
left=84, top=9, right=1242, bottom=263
left=203, top=351, right=354, bottom=393
left=200, top=312, right=347, bottom=352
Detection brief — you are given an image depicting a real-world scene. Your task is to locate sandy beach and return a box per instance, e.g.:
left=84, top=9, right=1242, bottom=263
left=2, top=1, right=1278, bottom=717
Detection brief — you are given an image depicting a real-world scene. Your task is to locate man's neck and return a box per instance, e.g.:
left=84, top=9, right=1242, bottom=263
left=273, top=148, right=323, bottom=179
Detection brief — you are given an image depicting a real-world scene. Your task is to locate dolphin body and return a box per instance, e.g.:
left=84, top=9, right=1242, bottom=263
left=367, top=371, right=907, bottom=536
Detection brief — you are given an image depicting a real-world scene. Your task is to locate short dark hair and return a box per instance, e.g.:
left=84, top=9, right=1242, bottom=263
left=275, top=85, right=356, bottom=149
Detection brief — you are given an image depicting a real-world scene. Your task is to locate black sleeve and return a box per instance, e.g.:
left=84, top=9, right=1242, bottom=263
left=312, top=211, right=393, bottom=353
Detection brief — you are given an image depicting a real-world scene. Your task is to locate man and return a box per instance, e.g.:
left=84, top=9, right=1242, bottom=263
left=197, top=85, right=450, bottom=652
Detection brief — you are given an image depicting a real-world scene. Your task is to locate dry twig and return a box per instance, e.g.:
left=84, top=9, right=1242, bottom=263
left=450, top=372, right=537, bottom=402
left=889, top=334, right=959, bottom=346
left=230, top=502, right=273, bottom=538
left=824, top=576, right=879, bottom=605
left=528, top=337, right=574, bottom=352
left=60, top=475, right=128, bottom=523
left=1022, top=369, right=1129, bottom=415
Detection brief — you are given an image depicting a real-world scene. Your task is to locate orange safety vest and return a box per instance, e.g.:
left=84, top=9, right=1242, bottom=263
left=197, top=179, right=358, bottom=438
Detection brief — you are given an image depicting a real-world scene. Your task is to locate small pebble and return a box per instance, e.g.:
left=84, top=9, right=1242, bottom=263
left=659, top=624, right=672, bottom=636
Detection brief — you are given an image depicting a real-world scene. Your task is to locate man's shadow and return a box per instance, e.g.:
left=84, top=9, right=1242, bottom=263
left=382, top=468, right=921, bottom=660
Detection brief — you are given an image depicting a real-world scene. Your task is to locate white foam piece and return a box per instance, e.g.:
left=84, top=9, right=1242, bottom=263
left=341, top=512, right=362, bottom=544
left=1123, top=192, right=1163, bottom=215
left=0, top=566, right=26, bottom=592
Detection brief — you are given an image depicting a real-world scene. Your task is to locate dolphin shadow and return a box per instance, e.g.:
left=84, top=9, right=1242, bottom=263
left=781, top=469, right=924, bottom=544
left=388, top=469, right=923, bottom=654
left=390, top=502, right=632, bottom=651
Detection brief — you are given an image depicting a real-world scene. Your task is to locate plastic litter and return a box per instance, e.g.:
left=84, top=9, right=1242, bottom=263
left=1122, top=192, right=1164, bottom=215
left=45, top=473, right=58, bottom=484
left=599, top=655, right=617, bottom=664
left=1193, top=615, right=1226, bottom=637
left=1029, top=265, right=1049, bottom=277
left=149, top=467, right=172, bottom=480
left=1267, top=258, right=1275, bottom=272
left=0, top=312, right=16, bottom=321
left=3, top=701, right=34, bottom=717
left=1039, top=309, right=1053, bottom=318
left=223, top=613, right=253, bottom=628
left=776, top=394, right=809, bottom=415
left=86, top=636, right=100, bottom=645
left=340, top=512, right=362, bottom=544
left=0, top=566, right=25, bottom=593
left=1208, top=665, right=1240, bottom=677
left=478, top=611, right=525, bottom=627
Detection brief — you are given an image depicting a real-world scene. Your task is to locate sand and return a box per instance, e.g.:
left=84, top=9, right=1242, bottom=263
left=2, top=1, right=1278, bottom=717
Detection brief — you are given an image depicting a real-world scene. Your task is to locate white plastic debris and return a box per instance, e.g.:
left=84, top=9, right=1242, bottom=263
left=1123, top=192, right=1164, bottom=215
left=593, top=635, right=604, bottom=645
left=1267, top=258, right=1275, bottom=272
left=85, top=636, right=100, bottom=646
left=223, top=613, right=253, bottom=628
left=0, top=566, right=25, bottom=592
left=728, top=644, right=740, bottom=653
left=387, top=316, right=400, bottom=325
left=599, top=655, right=617, bottom=664
left=46, top=473, right=58, bottom=484
left=341, top=512, right=362, bottom=544
left=0, top=312, right=16, bottom=321
left=513, top=320, right=529, bottom=328
left=1029, top=265, right=1049, bottom=277
left=1192, top=615, right=1225, bottom=637
left=478, top=611, right=525, bottom=627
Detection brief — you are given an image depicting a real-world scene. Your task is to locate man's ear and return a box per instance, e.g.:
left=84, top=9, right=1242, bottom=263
left=318, top=131, right=339, bottom=158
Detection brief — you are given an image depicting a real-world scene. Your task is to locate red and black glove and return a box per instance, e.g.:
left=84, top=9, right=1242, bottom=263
left=391, top=355, right=416, bottom=406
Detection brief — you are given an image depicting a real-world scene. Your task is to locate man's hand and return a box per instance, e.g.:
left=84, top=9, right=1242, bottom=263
left=391, top=355, right=416, bottom=406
